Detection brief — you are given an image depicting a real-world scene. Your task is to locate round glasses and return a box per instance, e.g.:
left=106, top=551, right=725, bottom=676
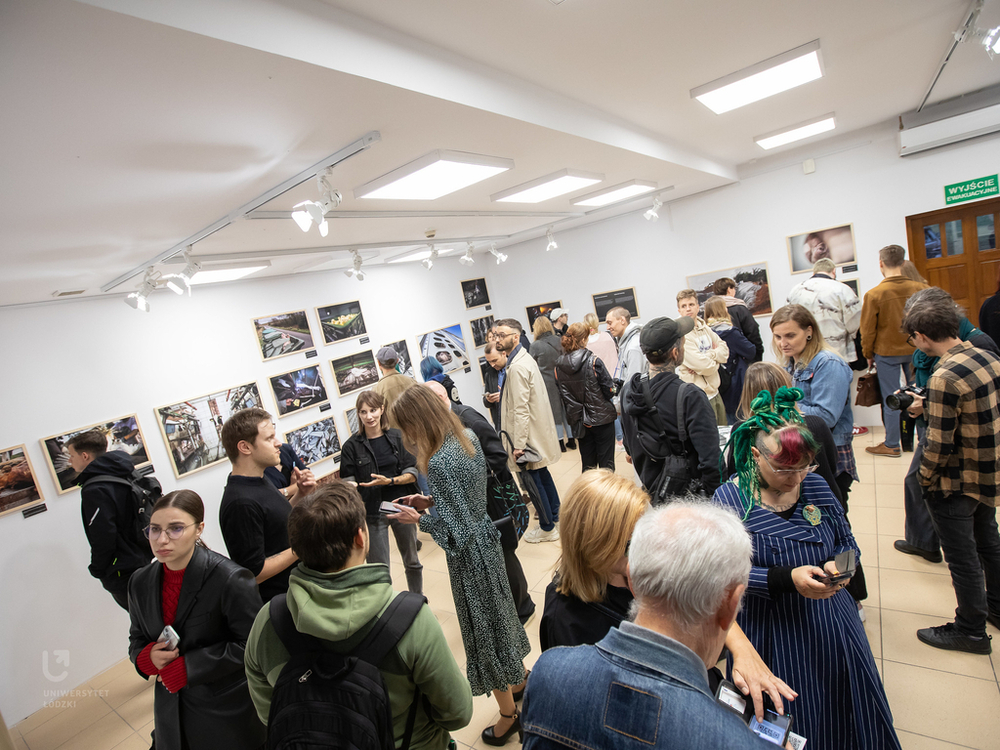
left=144, top=523, right=195, bottom=540
left=760, top=455, right=818, bottom=476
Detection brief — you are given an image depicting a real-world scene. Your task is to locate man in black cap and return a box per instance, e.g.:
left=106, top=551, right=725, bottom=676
left=373, top=345, right=415, bottom=427
left=619, top=317, right=722, bottom=499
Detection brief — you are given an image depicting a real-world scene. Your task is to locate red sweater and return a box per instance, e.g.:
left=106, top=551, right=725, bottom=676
left=137, top=565, right=188, bottom=692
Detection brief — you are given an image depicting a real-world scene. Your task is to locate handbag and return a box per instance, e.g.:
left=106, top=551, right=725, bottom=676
left=855, top=367, right=882, bottom=407
left=486, top=468, right=530, bottom=549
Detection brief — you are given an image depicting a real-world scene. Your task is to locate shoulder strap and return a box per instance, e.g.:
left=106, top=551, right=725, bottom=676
left=81, top=474, right=134, bottom=491
left=268, top=594, right=326, bottom=655
left=639, top=374, right=669, bottom=445
left=675, top=382, right=689, bottom=445
left=354, top=591, right=427, bottom=665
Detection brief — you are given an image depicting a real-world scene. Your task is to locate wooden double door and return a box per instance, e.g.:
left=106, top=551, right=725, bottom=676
left=905, top=196, right=1000, bottom=327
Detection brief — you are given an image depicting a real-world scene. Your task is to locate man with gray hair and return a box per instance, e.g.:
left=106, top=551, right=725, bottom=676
left=787, top=258, right=862, bottom=362
left=522, top=502, right=779, bottom=749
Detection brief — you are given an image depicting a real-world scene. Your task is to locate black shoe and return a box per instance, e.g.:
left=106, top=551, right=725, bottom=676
left=917, top=622, right=992, bottom=654
left=901, top=442, right=913, bottom=452
left=559, top=439, right=566, bottom=453
left=512, top=670, right=531, bottom=702
left=481, top=712, right=523, bottom=746
left=988, top=612, right=1000, bottom=631
left=893, top=539, right=943, bottom=563
left=566, top=439, right=577, bottom=450
left=416, top=540, right=423, bottom=552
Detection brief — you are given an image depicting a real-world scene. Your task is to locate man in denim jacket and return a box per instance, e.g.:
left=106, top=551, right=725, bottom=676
left=522, top=502, right=777, bottom=750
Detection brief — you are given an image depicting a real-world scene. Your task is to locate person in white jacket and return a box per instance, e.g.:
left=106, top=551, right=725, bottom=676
left=787, top=258, right=862, bottom=362
left=676, top=290, right=729, bottom=425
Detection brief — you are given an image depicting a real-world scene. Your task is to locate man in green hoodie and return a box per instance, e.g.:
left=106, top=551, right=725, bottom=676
left=244, top=482, right=473, bottom=748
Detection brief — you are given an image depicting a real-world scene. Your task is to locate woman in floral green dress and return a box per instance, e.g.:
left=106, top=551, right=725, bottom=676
left=389, top=386, right=530, bottom=746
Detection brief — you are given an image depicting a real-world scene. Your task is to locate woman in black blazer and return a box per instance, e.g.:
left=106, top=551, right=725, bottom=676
left=128, top=490, right=265, bottom=750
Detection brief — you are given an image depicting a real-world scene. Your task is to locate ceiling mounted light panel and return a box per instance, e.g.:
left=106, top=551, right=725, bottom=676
left=691, top=40, right=823, bottom=114
left=572, top=180, right=657, bottom=207
left=754, top=113, right=836, bottom=150
left=189, top=261, right=271, bottom=285
left=491, top=169, right=603, bottom=204
left=355, top=150, right=514, bottom=200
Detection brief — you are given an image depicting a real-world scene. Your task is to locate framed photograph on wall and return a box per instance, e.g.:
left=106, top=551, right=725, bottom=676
left=786, top=223, right=857, bottom=274
left=251, top=310, right=314, bottom=361
left=269, top=366, right=329, bottom=417
left=842, top=278, right=861, bottom=298
left=155, top=382, right=263, bottom=478
left=418, top=324, right=470, bottom=375
left=470, top=315, right=495, bottom=348
left=41, top=414, right=151, bottom=494
left=315, top=300, right=366, bottom=344
left=0, top=445, right=45, bottom=518
left=331, top=350, right=380, bottom=397
left=592, top=288, right=639, bottom=321
left=344, top=408, right=359, bottom=436
left=686, top=262, right=773, bottom=317
left=284, top=416, right=341, bottom=467
left=525, top=301, right=561, bottom=329
left=380, top=339, right=414, bottom=378
left=461, top=278, right=490, bottom=309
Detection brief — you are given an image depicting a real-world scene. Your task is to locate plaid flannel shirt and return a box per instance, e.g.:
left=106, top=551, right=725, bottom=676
left=918, top=341, right=1000, bottom=506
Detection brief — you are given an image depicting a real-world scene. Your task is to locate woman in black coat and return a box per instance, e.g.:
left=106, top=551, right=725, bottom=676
left=530, top=315, right=574, bottom=450
left=128, top=490, right=265, bottom=750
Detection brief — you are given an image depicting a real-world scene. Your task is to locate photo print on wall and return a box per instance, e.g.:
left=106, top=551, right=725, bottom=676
left=461, top=278, right=490, bottom=309
left=41, top=415, right=151, bottom=494
left=470, top=315, right=495, bottom=348
left=786, top=223, right=857, bottom=274
left=380, top=339, right=414, bottom=378
left=284, top=416, right=341, bottom=467
left=686, top=262, right=773, bottom=317
left=331, top=350, right=380, bottom=397
left=344, top=407, right=359, bottom=436
left=252, top=310, right=314, bottom=361
left=592, top=288, right=639, bottom=321
left=269, top=365, right=329, bottom=417
left=155, top=382, right=262, bottom=478
left=525, top=301, right=562, bottom=329
left=418, top=324, right=470, bottom=374
left=0, top=445, right=45, bottom=517
left=316, top=300, right=366, bottom=344
left=842, top=278, right=861, bottom=298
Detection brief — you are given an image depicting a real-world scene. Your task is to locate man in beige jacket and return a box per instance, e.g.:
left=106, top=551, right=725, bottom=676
left=373, top=346, right=415, bottom=428
left=494, top=318, right=563, bottom=543
left=676, top=290, right=729, bottom=425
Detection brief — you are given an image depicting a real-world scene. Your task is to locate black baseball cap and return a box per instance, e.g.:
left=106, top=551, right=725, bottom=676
left=639, top=316, right=694, bottom=354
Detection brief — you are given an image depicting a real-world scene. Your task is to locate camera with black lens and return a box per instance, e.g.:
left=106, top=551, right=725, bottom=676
left=886, top=385, right=927, bottom=411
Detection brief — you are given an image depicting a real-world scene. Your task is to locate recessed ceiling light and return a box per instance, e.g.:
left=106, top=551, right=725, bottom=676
left=691, top=40, right=823, bottom=115
left=572, top=180, right=657, bottom=207
left=754, top=114, right=836, bottom=150
left=189, top=261, right=271, bottom=285
left=355, top=150, right=514, bottom=200
left=492, top=169, right=603, bottom=203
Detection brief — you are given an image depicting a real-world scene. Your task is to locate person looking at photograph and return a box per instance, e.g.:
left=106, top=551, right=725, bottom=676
left=549, top=307, right=569, bottom=337
left=420, top=356, right=461, bottom=404
left=531, top=315, right=575, bottom=452
left=582, top=312, right=618, bottom=376
left=704, top=296, right=756, bottom=424
left=712, top=277, right=764, bottom=361
left=373, top=346, right=416, bottom=426
left=482, top=338, right=505, bottom=429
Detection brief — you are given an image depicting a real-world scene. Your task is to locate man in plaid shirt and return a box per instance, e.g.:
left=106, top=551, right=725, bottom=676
left=901, top=288, right=1000, bottom=655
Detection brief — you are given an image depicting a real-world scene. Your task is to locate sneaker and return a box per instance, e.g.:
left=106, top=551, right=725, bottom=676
left=893, top=539, right=943, bottom=563
left=857, top=602, right=866, bottom=623
left=865, top=442, right=901, bottom=457
left=852, top=425, right=869, bottom=436
left=523, top=526, right=560, bottom=544
left=916, top=622, right=992, bottom=654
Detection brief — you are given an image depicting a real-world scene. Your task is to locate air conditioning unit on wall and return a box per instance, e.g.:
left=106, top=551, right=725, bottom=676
left=899, top=84, right=1000, bottom=156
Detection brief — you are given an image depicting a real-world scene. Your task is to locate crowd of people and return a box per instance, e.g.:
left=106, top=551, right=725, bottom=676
left=68, top=247, right=1000, bottom=750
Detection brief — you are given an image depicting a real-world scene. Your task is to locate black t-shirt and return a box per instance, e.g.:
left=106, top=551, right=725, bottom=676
left=219, top=474, right=293, bottom=603
left=539, top=578, right=634, bottom=652
left=370, top=435, right=398, bottom=476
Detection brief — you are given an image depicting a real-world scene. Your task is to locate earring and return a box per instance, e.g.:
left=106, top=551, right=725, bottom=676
left=806, top=335, right=812, bottom=341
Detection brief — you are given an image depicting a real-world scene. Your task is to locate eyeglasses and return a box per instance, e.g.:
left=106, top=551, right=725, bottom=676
left=495, top=330, right=517, bottom=340
left=759, top=454, right=818, bottom=476
left=144, top=523, right=196, bottom=540
left=906, top=333, right=915, bottom=346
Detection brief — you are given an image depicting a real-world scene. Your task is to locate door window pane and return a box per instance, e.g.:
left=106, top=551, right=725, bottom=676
left=944, top=219, right=963, bottom=256
left=924, top=224, right=941, bottom=259
left=978, top=214, right=996, bottom=251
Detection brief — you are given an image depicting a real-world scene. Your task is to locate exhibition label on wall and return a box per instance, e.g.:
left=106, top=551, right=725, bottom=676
left=944, top=174, right=998, bottom=205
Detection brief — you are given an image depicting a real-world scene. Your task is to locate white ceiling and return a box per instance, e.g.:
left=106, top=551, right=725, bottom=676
left=2, top=0, right=999, bottom=306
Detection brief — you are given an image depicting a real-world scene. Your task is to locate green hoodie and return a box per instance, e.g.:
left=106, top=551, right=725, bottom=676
left=245, top=562, right=472, bottom=749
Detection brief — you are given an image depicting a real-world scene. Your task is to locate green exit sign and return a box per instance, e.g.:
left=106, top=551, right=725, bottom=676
left=945, top=174, right=998, bottom=205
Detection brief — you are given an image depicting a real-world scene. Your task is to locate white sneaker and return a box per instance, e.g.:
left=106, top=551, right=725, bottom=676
left=523, top=525, right=560, bottom=544
left=857, top=602, right=866, bottom=623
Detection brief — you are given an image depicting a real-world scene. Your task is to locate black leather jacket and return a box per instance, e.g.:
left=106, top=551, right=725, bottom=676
left=339, top=428, right=418, bottom=515
left=555, top=348, right=617, bottom=432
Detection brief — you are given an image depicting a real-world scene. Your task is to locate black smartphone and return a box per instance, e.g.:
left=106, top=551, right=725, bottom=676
left=379, top=501, right=399, bottom=515
left=715, top=680, right=793, bottom=745
left=822, top=549, right=856, bottom=585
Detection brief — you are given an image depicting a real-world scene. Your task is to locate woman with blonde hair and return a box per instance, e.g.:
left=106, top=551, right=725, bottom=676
left=705, top=296, right=756, bottom=423
left=531, top=315, right=574, bottom=451
left=388, top=386, right=530, bottom=746
left=582, top=312, right=618, bottom=373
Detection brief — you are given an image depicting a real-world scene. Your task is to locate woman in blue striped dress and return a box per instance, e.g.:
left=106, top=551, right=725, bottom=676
left=713, top=389, right=900, bottom=750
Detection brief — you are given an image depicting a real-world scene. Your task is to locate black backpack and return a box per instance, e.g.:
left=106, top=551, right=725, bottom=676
left=635, top=376, right=705, bottom=504
left=82, top=468, right=162, bottom=546
left=267, top=591, right=427, bottom=750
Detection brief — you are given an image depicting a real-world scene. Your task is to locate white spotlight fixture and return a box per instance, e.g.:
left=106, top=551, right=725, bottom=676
left=489, top=243, right=508, bottom=265
left=491, top=169, right=603, bottom=204
left=691, top=40, right=823, bottom=114
left=162, top=247, right=201, bottom=296
left=572, top=180, right=657, bottom=207
left=125, top=268, right=157, bottom=312
left=292, top=169, right=342, bottom=237
left=754, top=113, right=836, bottom=150
left=546, top=228, right=558, bottom=252
left=644, top=197, right=662, bottom=222
left=355, top=150, right=514, bottom=200
left=422, top=245, right=439, bottom=270
left=459, top=243, right=476, bottom=266
left=344, top=249, right=365, bottom=281
left=985, top=26, right=1000, bottom=57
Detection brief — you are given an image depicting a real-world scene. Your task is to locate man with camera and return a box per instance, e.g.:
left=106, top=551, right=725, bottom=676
left=900, top=288, right=1000, bottom=654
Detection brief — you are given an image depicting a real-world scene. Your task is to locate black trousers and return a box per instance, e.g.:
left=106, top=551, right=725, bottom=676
left=834, top=471, right=868, bottom=602
left=579, top=421, right=616, bottom=472
left=502, top=546, right=535, bottom=623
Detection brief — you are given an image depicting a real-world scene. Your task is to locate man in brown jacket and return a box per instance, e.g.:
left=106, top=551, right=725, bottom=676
left=373, top=346, right=415, bottom=427
left=860, top=244, right=927, bottom=456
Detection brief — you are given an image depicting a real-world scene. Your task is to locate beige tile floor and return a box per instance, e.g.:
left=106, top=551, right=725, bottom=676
left=9, top=428, right=999, bottom=750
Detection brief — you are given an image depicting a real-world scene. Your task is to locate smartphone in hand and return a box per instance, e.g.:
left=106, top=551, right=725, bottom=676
left=158, top=625, right=180, bottom=650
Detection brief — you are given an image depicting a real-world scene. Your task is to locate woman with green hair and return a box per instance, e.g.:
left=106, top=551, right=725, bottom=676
left=712, top=387, right=900, bottom=750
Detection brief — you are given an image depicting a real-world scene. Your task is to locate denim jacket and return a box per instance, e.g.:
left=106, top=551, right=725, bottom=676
left=522, top=623, right=771, bottom=750
left=787, top=349, right=854, bottom=446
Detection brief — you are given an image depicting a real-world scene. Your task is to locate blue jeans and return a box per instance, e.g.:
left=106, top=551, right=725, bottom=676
left=366, top=514, right=423, bottom=593
left=614, top=417, right=623, bottom=443
left=874, top=354, right=912, bottom=448
left=527, top=467, right=561, bottom=531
